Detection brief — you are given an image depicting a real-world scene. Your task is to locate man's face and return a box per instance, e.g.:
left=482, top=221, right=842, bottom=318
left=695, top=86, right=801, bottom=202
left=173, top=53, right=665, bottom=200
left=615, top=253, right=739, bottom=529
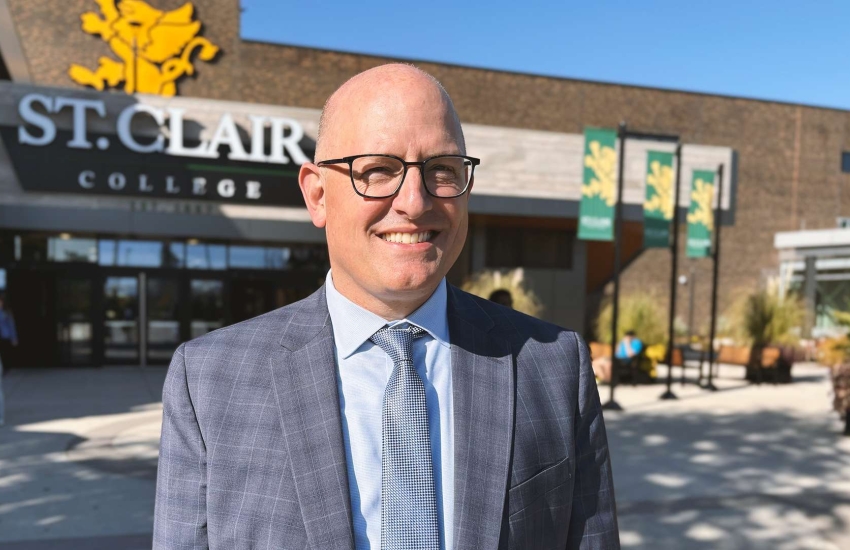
left=309, top=78, right=470, bottom=310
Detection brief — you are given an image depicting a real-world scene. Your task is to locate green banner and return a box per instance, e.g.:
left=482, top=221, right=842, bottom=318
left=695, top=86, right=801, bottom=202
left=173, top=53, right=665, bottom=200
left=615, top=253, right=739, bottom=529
left=686, top=170, right=715, bottom=258
left=578, top=128, right=617, bottom=241
left=644, top=151, right=675, bottom=248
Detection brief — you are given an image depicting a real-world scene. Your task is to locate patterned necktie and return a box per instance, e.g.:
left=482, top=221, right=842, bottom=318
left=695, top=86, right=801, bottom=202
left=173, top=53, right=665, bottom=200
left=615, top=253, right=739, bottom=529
left=370, top=325, right=440, bottom=550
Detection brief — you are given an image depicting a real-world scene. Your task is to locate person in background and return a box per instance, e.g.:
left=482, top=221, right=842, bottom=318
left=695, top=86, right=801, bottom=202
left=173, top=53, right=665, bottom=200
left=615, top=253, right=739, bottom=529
left=0, top=295, right=18, bottom=426
left=615, top=330, right=643, bottom=360
left=488, top=288, right=514, bottom=308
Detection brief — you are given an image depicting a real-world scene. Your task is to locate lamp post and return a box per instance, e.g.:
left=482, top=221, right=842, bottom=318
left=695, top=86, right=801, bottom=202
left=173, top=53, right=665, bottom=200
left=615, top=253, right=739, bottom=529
left=704, top=163, right=725, bottom=392
left=661, top=144, right=684, bottom=400
left=602, top=122, right=627, bottom=411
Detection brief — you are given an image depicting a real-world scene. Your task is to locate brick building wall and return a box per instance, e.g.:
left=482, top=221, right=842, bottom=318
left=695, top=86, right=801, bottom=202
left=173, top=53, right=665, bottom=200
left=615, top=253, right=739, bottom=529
left=7, top=0, right=850, bottom=335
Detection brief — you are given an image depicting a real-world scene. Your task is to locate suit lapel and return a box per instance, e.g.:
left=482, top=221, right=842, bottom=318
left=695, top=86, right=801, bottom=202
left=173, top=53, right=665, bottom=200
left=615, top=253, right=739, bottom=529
left=448, top=286, right=515, bottom=550
left=270, top=287, right=355, bottom=550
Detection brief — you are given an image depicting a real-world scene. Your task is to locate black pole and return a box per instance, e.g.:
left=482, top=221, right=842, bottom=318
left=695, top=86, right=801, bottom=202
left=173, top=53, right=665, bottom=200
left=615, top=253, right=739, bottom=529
left=661, top=144, right=683, bottom=400
left=603, top=122, right=627, bottom=411
left=704, top=163, right=724, bottom=391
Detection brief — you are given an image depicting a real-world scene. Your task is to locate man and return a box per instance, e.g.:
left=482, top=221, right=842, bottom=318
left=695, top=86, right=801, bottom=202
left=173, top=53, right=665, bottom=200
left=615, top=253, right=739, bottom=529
left=154, top=64, right=619, bottom=549
left=0, top=295, right=17, bottom=426
left=615, top=331, right=643, bottom=361
left=488, top=289, right=514, bottom=309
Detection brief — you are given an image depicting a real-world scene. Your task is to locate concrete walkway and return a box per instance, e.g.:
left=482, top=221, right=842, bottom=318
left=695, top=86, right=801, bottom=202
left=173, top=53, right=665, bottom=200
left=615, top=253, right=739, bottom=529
left=0, top=363, right=848, bottom=549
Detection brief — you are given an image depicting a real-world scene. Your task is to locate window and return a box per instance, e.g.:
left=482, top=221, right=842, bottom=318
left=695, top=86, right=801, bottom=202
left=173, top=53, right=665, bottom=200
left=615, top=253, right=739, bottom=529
left=116, top=241, right=163, bottom=267
left=842, top=152, right=850, bottom=173
left=186, top=244, right=227, bottom=270
left=48, top=237, right=98, bottom=263
left=486, top=227, right=573, bottom=269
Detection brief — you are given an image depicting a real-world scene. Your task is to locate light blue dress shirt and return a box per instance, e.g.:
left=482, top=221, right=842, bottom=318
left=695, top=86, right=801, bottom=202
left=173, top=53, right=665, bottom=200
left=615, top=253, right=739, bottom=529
left=325, top=271, right=454, bottom=550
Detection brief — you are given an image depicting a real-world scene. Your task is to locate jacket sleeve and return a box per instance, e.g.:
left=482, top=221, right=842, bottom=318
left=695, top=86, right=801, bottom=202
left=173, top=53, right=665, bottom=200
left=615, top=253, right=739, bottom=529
left=566, top=332, right=621, bottom=549
left=153, top=343, right=209, bottom=549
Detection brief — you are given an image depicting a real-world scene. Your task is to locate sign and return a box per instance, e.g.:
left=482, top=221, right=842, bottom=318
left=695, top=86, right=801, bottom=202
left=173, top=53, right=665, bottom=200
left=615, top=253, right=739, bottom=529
left=643, top=151, right=675, bottom=248
left=68, top=1, right=219, bottom=96
left=578, top=128, right=617, bottom=241
left=2, top=93, right=313, bottom=206
left=686, top=170, right=715, bottom=258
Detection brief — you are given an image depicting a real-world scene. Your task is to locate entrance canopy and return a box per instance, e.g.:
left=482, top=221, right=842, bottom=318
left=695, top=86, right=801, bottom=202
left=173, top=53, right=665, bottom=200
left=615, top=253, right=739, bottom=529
left=775, top=228, right=850, bottom=336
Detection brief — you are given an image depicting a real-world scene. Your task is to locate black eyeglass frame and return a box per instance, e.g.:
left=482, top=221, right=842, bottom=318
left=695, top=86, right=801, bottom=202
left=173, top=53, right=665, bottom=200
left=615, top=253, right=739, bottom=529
left=315, top=153, right=480, bottom=199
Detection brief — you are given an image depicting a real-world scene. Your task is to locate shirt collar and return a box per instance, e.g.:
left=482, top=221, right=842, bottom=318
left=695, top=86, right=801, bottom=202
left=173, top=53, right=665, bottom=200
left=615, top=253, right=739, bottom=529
left=324, top=270, right=450, bottom=359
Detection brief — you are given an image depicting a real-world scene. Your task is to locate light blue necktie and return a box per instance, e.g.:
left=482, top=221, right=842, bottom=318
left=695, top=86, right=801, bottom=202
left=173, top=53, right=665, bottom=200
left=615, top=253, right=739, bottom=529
left=370, top=325, right=440, bottom=550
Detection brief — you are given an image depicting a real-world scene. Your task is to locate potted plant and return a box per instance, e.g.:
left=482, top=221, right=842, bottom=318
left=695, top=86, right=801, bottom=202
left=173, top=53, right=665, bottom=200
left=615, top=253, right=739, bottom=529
left=726, top=287, right=803, bottom=383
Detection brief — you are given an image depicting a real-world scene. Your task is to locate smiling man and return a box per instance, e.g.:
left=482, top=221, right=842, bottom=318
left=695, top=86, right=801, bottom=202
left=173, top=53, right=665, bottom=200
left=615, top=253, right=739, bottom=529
left=153, top=64, right=620, bottom=550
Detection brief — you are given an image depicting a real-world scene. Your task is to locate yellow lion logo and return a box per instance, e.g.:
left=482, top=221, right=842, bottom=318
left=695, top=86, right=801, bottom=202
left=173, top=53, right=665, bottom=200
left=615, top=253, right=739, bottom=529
left=68, top=0, right=220, bottom=96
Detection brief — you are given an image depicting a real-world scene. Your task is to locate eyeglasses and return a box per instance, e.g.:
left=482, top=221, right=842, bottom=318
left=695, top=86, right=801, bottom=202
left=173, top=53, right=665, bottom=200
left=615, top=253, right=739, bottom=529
left=316, top=154, right=480, bottom=199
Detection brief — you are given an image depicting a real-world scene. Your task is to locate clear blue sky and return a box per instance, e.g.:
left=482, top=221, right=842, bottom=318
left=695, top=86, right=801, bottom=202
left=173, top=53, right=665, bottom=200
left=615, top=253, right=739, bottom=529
left=241, top=0, right=850, bottom=110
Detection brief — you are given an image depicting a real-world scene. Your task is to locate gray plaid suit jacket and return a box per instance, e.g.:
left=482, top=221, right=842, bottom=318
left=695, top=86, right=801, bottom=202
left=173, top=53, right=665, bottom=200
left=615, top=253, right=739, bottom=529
left=153, top=284, right=619, bottom=550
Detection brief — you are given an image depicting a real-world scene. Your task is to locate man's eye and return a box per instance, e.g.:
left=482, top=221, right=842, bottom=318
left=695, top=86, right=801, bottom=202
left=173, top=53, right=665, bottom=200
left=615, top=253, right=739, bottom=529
left=429, top=165, right=457, bottom=174
left=364, top=166, right=393, bottom=174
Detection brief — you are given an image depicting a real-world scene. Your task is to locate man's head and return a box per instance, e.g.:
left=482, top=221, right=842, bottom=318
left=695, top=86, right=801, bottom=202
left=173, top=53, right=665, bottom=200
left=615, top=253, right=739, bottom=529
left=488, top=289, right=513, bottom=309
left=299, top=64, right=471, bottom=318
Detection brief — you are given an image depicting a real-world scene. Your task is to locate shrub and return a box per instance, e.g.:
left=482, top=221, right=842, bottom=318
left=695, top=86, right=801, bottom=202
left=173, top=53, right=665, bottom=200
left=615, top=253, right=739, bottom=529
left=461, top=268, right=543, bottom=318
left=724, top=287, right=804, bottom=346
left=595, top=292, right=667, bottom=346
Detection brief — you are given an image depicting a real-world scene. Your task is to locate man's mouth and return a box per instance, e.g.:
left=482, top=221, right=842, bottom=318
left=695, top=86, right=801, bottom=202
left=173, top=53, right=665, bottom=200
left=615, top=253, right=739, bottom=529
left=378, top=231, right=436, bottom=244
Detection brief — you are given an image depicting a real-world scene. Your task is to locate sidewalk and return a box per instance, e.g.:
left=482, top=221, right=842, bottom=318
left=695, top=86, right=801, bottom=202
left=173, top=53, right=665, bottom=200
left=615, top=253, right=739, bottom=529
left=0, top=363, right=848, bottom=549
left=0, top=367, right=165, bottom=549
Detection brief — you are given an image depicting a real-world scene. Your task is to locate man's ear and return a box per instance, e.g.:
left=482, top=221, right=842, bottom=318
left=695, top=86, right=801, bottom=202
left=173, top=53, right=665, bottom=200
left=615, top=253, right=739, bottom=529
left=299, top=162, right=327, bottom=228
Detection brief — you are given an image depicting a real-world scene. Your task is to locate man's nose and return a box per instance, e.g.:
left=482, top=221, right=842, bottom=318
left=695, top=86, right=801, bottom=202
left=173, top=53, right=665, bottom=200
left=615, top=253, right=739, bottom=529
left=391, top=166, right=433, bottom=218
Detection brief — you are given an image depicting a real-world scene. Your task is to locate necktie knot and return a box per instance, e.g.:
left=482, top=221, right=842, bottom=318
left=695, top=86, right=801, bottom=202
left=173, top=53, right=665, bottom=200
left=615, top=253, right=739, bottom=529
left=370, top=325, right=426, bottom=366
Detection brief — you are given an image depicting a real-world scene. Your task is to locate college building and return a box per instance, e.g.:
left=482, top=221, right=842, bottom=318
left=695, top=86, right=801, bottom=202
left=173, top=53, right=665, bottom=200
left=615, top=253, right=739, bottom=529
left=0, top=0, right=845, bottom=368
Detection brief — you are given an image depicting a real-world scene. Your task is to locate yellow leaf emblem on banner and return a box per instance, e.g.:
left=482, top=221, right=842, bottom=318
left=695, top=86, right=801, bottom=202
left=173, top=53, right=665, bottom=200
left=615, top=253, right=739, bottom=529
left=68, top=0, right=220, bottom=96
left=687, top=178, right=714, bottom=231
left=582, top=141, right=617, bottom=207
left=644, top=160, right=674, bottom=219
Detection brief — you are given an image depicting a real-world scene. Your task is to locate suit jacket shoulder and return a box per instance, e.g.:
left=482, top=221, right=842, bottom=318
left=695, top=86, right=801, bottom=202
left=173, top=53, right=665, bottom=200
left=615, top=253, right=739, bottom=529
left=177, top=287, right=329, bottom=441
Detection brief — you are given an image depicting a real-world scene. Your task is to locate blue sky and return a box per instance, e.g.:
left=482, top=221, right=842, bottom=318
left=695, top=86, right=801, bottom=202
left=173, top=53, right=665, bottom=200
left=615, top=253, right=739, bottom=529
left=241, top=0, right=850, bottom=110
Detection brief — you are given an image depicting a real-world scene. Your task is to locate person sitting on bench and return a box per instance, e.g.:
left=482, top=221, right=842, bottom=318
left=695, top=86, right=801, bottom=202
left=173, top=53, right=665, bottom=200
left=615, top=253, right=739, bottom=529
left=616, top=330, right=643, bottom=361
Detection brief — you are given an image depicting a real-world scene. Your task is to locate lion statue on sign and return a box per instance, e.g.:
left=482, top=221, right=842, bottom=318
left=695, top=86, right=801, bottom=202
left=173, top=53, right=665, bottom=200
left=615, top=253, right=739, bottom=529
left=68, top=0, right=220, bottom=96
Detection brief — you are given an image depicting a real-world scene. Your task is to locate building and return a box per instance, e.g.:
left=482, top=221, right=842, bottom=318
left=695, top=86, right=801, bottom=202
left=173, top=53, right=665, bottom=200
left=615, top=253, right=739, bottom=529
left=7, top=0, right=844, bottom=369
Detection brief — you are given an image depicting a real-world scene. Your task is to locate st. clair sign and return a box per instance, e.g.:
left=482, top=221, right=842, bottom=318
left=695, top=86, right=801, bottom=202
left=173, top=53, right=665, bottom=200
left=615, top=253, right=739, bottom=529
left=1, top=93, right=314, bottom=206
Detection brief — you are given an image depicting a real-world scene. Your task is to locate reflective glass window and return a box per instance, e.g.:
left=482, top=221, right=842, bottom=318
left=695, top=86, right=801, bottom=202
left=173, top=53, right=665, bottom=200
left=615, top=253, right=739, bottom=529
left=229, top=246, right=267, bottom=269
left=48, top=237, right=98, bottom=263
left=117, top=240, right=163, bottom=267
left=187, top=244, right=227, bottom=270
left=99, top=240, right=117, bottom=266
left=166, top=242, right=186, bottom=268
left=265, top=247, right=292, bottom=269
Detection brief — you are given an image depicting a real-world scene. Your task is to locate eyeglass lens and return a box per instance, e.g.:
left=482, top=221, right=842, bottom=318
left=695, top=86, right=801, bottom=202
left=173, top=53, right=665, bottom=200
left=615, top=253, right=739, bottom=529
left=350, top=155, right=472, bottom=197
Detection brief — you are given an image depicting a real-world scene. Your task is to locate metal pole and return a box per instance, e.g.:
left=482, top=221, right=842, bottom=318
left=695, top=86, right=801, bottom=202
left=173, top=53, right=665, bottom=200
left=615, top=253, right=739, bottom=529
left=139, top=271, right=147, bottom=369
left=603, top=122, right=626, bottom=411
left=661, top=144, right=683, bottom=400
left=688, top=266, right=696, bottom=342
left=705, top=163, right=724, bottom=391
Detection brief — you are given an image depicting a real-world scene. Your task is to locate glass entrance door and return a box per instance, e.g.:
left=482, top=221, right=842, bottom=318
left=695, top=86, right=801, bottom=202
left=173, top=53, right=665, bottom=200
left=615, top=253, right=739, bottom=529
left=190, top=279, right=225, bottom=339
left=57, top=278, right=93, bottom=365
left=103, top=276, right=139, bottom=364
left=146, top=276, right=180, bottom=364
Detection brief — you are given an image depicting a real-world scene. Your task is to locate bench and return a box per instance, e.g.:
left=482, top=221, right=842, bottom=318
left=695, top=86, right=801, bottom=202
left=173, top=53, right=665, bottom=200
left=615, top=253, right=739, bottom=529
left=588, top=341, right=651, bottom=385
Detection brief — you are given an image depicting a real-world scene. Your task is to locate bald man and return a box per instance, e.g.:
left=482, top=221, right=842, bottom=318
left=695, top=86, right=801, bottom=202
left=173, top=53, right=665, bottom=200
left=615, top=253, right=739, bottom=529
left=153, top=64, right=620, bottom=550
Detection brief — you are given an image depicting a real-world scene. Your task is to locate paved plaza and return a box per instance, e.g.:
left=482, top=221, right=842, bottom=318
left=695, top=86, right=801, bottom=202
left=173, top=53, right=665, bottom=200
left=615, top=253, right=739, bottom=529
left=0, top=362, right=848, bottom=549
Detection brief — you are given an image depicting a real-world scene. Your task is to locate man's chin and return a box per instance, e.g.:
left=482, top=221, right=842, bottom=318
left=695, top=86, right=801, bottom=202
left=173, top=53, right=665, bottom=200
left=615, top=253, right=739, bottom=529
left=379, top=269, right=443, bottom=295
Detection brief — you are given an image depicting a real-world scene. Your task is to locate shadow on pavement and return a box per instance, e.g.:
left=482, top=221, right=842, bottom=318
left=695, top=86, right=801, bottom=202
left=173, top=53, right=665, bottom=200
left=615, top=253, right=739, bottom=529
left=608, top=408, right=850, bottom=549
